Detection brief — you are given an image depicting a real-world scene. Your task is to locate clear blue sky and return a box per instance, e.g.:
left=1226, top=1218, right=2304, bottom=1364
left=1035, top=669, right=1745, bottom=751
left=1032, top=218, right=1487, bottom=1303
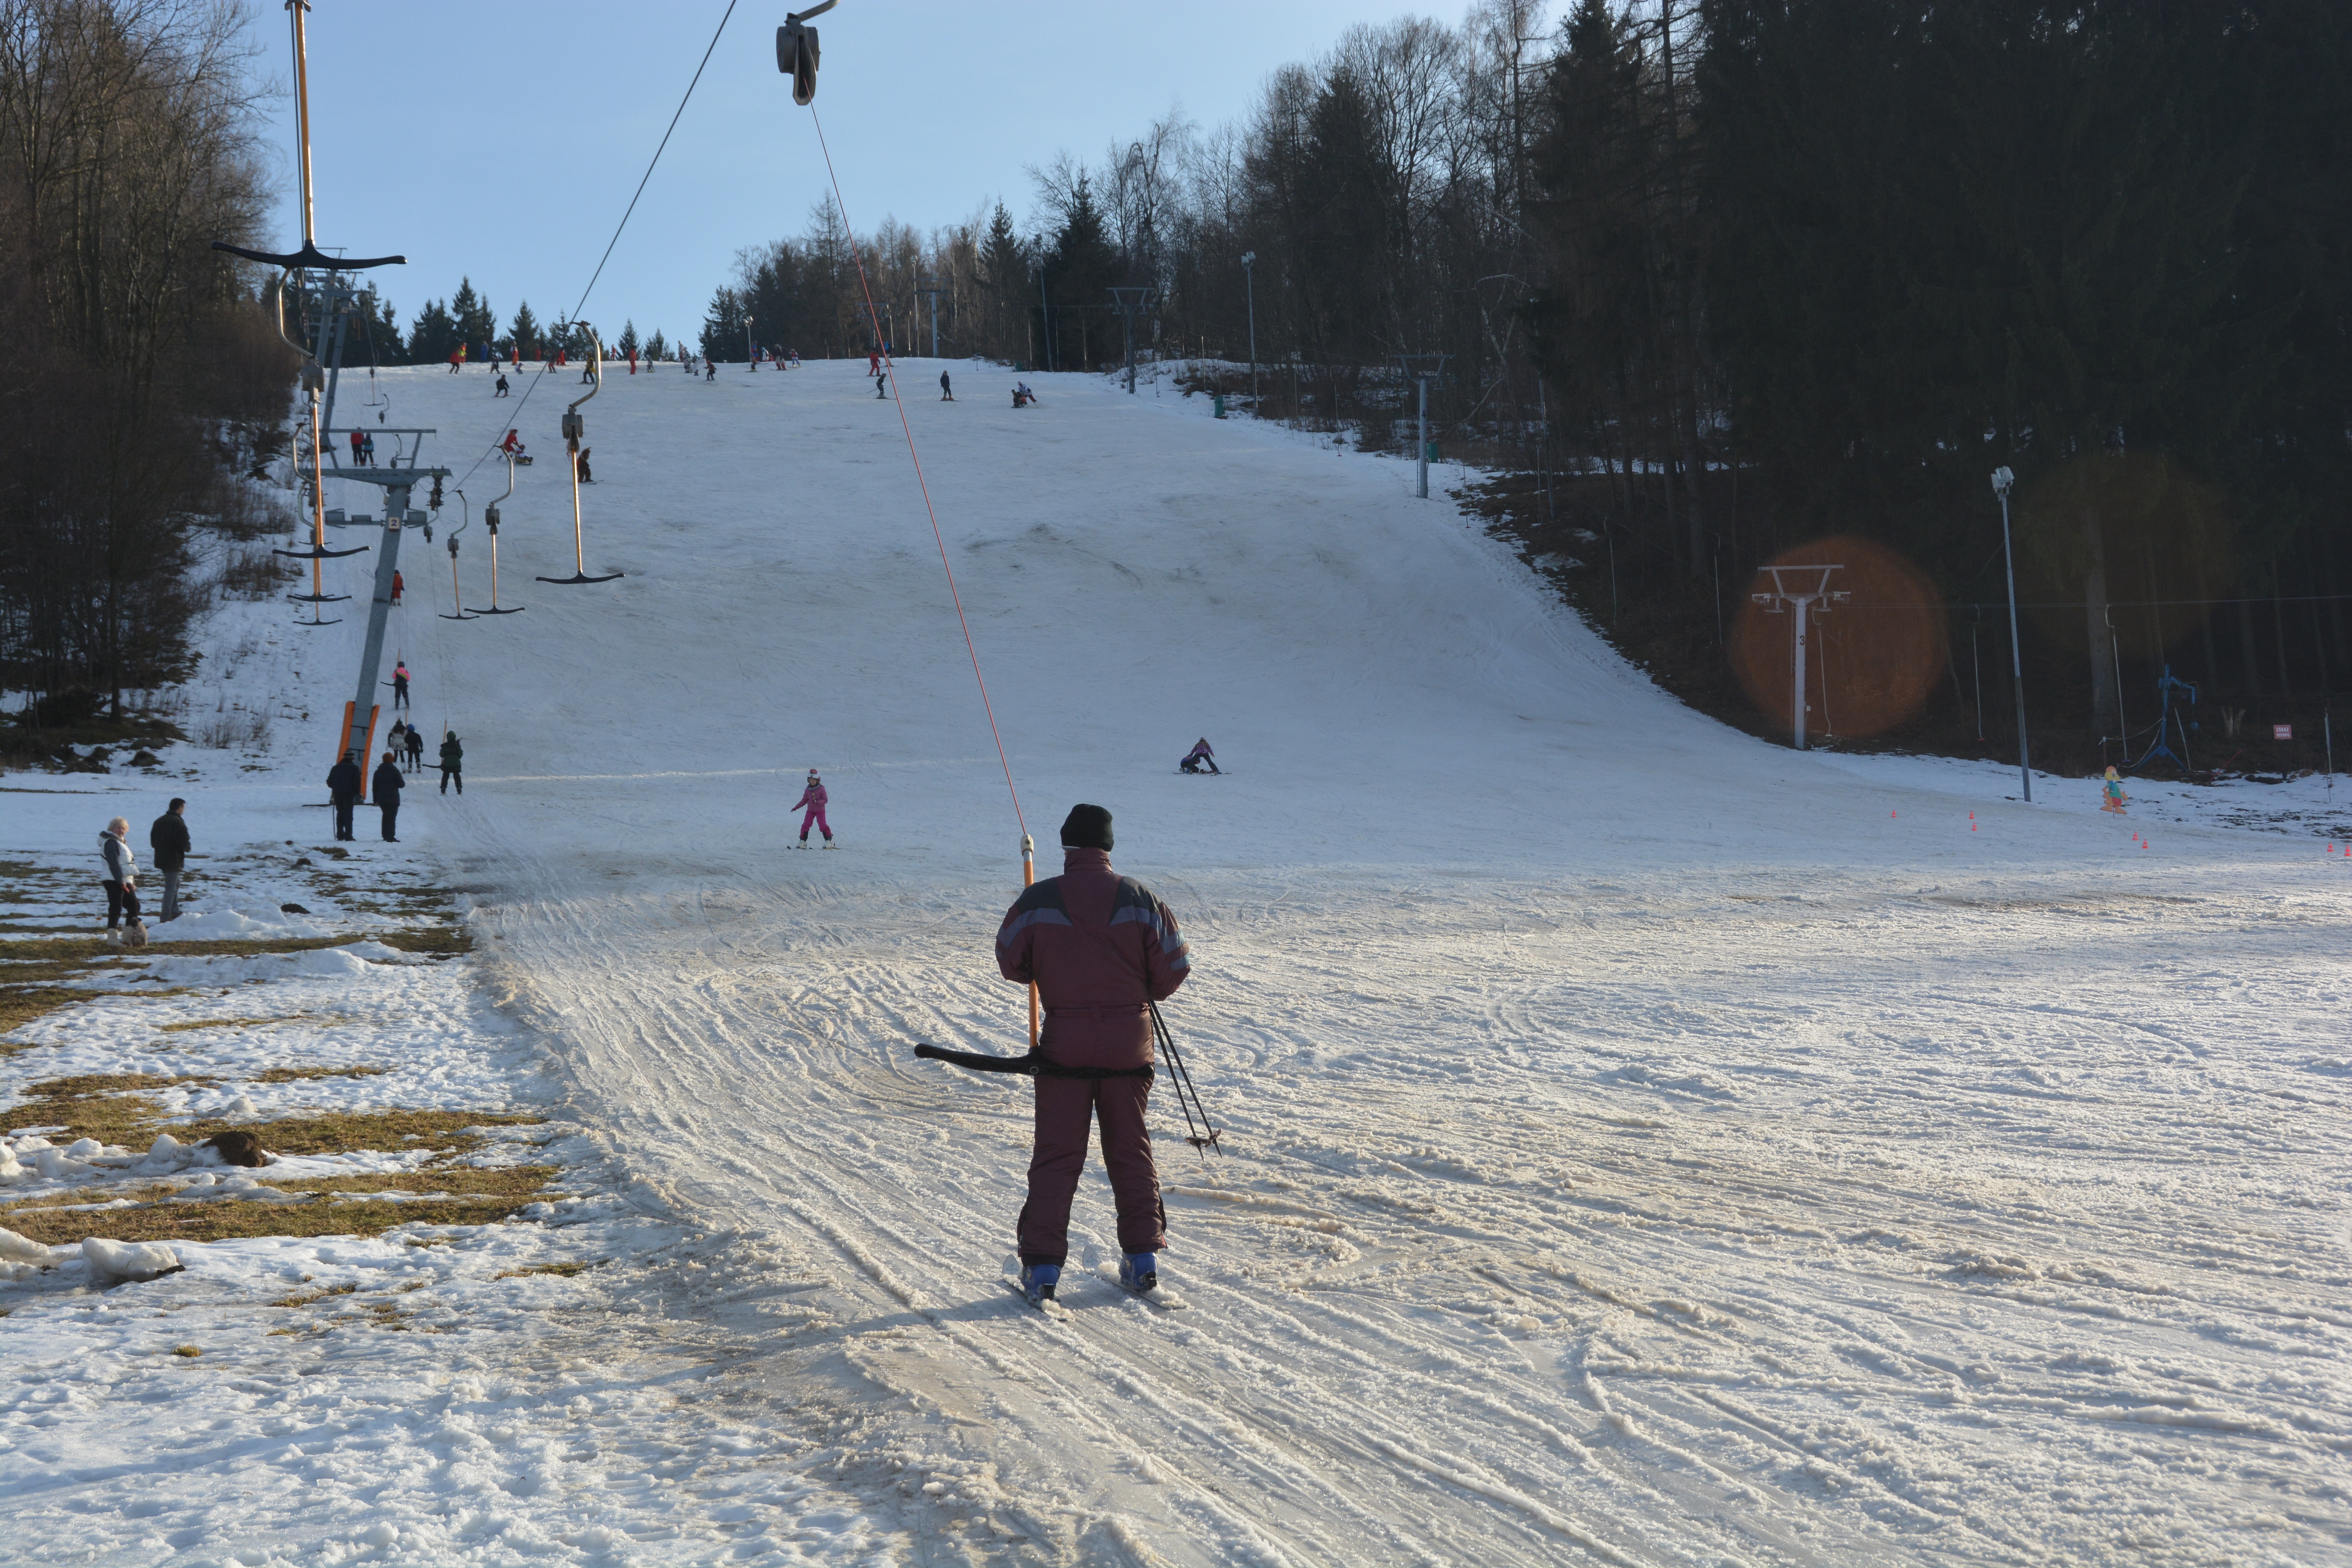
left=263, top=0, right=1469, bottom=351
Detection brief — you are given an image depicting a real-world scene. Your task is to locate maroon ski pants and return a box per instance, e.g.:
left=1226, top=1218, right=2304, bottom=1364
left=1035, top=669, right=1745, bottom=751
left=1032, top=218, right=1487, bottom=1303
left=1018, top=1074, right=1164, bottom=1265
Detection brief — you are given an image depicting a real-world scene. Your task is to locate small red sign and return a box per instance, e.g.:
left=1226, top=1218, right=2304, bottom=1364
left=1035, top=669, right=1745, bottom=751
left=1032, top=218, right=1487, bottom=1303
left=2274, top=724, right=2294, bottom=740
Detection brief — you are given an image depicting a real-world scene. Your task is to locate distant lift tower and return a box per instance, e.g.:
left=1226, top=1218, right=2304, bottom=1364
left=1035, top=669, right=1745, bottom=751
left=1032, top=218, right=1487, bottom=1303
left=212, top=0, right=441, bottom=797
left=1396, top=354, right=1451, bottom=499
left=1750, top=564, right=1848, bottom=751
left=918, top=277, right=948, bottom=358
left=2132, top=665, right=2198, bottom=771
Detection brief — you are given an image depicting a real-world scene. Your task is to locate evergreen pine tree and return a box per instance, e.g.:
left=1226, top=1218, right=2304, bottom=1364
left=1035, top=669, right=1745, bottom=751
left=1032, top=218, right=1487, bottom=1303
left=450, top=278, right=496, bottom=356
left=508, top=301, right=539, bottom=360
left=408, top=299, right=458, bottom=365
left=979, top=200, right=1027, bottom=358
left=700, top=287, right=744, bottom=361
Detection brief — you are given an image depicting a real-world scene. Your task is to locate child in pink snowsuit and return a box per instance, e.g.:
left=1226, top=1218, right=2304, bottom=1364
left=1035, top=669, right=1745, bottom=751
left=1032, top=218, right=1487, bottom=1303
left=792, top=770, right=833, bottom=847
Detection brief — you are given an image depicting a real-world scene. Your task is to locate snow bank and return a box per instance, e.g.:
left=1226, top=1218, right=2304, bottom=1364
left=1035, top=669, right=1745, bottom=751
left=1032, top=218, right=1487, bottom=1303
left=150, top=906, right=329, bottom=942
left=0, top=1226, right=65, bottom=1281
left=79, top=1236, right=181, bottom=1284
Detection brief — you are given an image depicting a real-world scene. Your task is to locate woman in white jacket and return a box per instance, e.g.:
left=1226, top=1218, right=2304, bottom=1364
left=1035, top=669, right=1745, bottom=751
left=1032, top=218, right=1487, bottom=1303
left=99, top=817, right=142, bottom=939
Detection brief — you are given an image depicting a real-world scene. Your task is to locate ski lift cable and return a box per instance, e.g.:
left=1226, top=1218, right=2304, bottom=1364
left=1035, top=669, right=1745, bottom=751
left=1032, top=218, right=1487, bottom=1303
left=806, top=99, right=1027, bottom=838
left=450, top=0, right=740, bottom=493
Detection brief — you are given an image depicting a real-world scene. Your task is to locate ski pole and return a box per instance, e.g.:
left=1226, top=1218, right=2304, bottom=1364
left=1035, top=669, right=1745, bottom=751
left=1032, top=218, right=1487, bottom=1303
left=1148, top=1000, right=1221, bottom=1158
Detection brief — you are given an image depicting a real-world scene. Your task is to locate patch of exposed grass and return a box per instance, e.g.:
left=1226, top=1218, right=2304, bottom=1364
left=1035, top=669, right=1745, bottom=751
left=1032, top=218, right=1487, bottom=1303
left=494, top=1260, right=595, bottom=1281
left=6, top=1075, right=537, bottom=1154
left=5, top=1075, right=209, bottom=1142
left=262, top=1164, right=554, bottom=1199
left=172, top=1345, right=201, bottom=1357
left=0, top=934, right=352, bottom=964
left=0, top=931, right=360, bottom=1045
left=373, top=923, right=472, bottom=958
left=272, top=1282, right=357, bottom=1308
left=157, top=1015, right=302, bottom=1033
left=0, top=1165, right=556, bottom=1227
left=2, top=1194, right=536, bottom=1246
left=186, top=1108, right=543, bottom=1157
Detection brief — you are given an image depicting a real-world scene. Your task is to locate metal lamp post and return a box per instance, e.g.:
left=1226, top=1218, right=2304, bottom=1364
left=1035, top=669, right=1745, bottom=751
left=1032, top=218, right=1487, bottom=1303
left=1240, top=251, right=1257, bottom=410
left=1108, top=287, right=1153, bottom=394
left=1992, top=466, right=2033, bottom=802
left=1396, top=353, right=1450, bottom=499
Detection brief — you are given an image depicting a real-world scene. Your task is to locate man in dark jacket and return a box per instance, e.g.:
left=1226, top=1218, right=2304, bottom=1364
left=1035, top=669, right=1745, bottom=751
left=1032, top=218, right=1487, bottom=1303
left=327, top=751, right=363, bottom=840
left=996, top=804, right=1190, bottom=1303
left=149, top=799, right=190, bottom=921
left=438, top=731, right=463, bottom=795
left=372, top=751, right=405, bottom=842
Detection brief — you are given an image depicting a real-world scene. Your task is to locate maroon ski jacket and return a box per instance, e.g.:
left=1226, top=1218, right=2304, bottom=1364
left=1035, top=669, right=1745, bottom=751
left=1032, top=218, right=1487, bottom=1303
left=996, top=848, right=1190, bottom=1070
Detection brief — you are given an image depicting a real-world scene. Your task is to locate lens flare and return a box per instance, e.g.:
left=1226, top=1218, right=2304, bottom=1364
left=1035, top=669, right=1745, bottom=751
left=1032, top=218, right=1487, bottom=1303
left=1734, top=536, right=1946, bottom=739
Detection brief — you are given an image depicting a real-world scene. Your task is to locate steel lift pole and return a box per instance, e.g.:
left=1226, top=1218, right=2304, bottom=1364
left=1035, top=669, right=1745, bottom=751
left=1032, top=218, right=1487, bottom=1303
left=323, top=443, right=451, bottom=778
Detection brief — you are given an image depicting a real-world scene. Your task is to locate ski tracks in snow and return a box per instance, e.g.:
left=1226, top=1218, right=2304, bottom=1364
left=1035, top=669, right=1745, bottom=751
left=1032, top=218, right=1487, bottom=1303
left=393, top=360, right=2348, bottom=1565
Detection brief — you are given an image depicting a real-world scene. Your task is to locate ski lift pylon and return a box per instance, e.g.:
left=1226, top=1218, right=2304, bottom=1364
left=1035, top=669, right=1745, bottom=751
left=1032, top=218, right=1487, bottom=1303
left=262, top=270, right=367, bottom=624
left=537, top=326, right=622, bottom=586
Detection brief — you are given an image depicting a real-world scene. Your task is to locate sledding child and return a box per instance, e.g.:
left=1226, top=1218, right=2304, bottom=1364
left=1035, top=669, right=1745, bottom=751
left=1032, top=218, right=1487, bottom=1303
left=791, top=769, right=833, bottom=848
left=2101, top=766, right=2128, bottom=814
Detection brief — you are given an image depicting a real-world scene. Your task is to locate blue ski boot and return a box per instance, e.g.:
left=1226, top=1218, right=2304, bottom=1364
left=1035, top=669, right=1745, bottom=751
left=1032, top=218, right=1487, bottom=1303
left=1020, top=1262, right=1061, bottom=1307
left=1118, top=1252, right=1159, bottom=1295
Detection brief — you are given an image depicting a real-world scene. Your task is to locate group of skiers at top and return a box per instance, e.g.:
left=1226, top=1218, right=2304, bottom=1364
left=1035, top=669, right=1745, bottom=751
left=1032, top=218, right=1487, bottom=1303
left=461, top=339, right=1042, bottom=407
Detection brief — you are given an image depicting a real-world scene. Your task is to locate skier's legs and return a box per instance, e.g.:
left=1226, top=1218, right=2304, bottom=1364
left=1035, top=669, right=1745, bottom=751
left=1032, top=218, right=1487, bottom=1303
left=1018, top=1077, right=1097, bottom=1265
left=813, top=804, right=831, bottom=841
left=1094, top=1076, right=1166, bottom=1256
left=799, top=804, right=816, bottom=841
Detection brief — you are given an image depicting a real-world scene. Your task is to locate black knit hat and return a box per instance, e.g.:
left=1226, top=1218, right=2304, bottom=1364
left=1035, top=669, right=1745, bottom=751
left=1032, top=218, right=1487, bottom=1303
left=1060, top=804, right=1113, bottom=851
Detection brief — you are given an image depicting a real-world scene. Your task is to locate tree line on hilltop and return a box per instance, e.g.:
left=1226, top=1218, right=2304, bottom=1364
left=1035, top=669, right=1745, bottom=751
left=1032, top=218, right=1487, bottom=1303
left=345, top=276, right=677, bottom=370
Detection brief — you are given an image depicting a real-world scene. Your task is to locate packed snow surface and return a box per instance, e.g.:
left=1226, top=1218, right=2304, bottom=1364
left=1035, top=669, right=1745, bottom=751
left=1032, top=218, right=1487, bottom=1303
left=11, top=355, right=2349, bottom=1565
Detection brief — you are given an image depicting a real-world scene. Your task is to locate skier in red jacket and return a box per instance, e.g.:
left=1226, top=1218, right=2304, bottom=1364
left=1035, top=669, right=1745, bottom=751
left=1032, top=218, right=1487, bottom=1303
left=996, top=804, right=1191, bottom=1303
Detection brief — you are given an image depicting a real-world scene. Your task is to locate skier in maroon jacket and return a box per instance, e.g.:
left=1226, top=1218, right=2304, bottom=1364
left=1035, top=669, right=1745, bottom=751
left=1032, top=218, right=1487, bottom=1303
left=996, top=804, right=1190, bottom=1303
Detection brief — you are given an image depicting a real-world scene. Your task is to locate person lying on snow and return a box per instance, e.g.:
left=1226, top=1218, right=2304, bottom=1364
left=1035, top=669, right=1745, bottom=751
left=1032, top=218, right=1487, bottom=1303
left=1012, top=382, right=1038, bottom=408
left=997, top=804, right=1190, bottom=1305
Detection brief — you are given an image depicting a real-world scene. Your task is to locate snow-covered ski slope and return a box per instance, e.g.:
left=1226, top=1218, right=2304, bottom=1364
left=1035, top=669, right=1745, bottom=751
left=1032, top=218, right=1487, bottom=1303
left=375, top=359, right=2347, bottom=1566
